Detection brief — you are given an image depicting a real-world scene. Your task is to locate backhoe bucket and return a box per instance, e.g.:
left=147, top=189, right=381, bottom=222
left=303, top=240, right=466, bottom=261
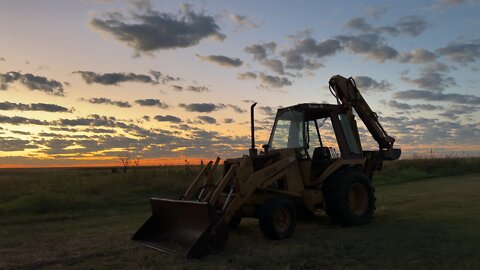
left=132, top=198, right=228, bottom=259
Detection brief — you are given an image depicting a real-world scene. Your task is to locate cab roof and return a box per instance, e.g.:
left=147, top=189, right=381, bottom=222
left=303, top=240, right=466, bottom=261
left=276, top=103, right=344, bottom=121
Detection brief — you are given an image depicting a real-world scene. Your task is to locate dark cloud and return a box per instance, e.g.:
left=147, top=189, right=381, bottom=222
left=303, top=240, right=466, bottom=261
left=400, top=70, right=456, bottom=91
left=135, top=99, right=168, bottom=108
left=436, top=41, right=480, bottom=64
left=258, top=73, right=292, bottom=88
left=244, top=42, right=276, bottom=61
left=0, top=115, right=48, bottom=125
left=179, top=103, right=226, bottom=113
left=187, top=85, right=210, bottom=92
left=344, top=15, right=428, bottom=37
left=395, top=16, right=429, bottom=36
left=345, top=18, right=374, bottom=32
left=244, top=42, right=286, bottom=74
left=393, top=90, right=480, bottom=105
left=384, top=100, right=444, bottom=111
left=229, top=14, right=259, bottom=29
left=80, top=97, right=132, bottom=108
left=237, top=72, right=257, bottom=80
left=224, top=118, right=235, bottom=123
left=258, top=106, right=276, bottom=116
left=197, top=115, right=217, bottom=124
left=0, top=57, right=5, bottom=61
left=149, top=70, right=180, bottom=84
left=281, top=38, right=341, bottom=71
left=336, top=34, right=398, bottom=62
left=74, top=71, right=159, bottom=85
left=227, top=104, right=246, bottom=113
left=171, top=85, right=183, bottom=91
left=0, top=102, right=71, bottom=112
left=196, top=54, right=243, bottom=67
left=143, top=115, right=151, bottom=122
left=0, top=71, right=64, bottom=96
left=353, top=76, right=392, bottom=92
left=0, top=138, right=38, bottom=151
left=89, top=4, right=225, bottom=54
left=398, top=48, right=436, bottom=63
left=439, top=105, right=480, bottom=120
left=154, top=115, right=182, bottom=123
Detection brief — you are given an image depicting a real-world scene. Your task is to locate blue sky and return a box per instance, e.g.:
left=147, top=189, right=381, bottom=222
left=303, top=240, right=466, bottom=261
left=0, top=0, right=479, bottom=167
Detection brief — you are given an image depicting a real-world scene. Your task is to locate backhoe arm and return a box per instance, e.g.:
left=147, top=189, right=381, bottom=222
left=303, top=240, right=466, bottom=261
left=329, top=75, right=395, bottom=150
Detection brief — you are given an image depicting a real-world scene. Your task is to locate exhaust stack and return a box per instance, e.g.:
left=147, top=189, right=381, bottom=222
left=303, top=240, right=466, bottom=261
left=249, top=103, right=257, bottom=157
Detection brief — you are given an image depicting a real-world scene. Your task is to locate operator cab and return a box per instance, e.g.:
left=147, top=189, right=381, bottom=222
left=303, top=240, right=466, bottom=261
left=265, top=103, right=363, bottom=180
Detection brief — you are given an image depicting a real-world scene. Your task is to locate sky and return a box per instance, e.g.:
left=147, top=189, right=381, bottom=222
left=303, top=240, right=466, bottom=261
left=0, top=0, right=479, bottom=167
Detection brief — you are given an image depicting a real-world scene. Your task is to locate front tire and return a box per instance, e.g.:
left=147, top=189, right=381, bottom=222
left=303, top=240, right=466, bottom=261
left=258, top=197, right=297, bottom=240
left=323, top=168, right=375, bottom=226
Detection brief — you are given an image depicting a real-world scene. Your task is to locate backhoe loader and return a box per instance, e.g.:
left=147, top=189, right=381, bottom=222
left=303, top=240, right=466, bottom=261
left=132, top=75, right=401, bottom=258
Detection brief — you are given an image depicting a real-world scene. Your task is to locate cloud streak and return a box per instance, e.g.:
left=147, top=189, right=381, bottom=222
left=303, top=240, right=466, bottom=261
left=0, top=71, right=65, bottom=96
left=196, top=54, right=243, bottom=67
left=0, top=102, right=71, bottom=113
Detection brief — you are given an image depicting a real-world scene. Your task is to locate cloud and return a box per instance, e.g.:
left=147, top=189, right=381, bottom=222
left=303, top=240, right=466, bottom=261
left=400, top=70, right=456, bottom=91
left=0, top=71, right=64, bottom=96
left=179, top=103, right=226, bottom=113
left=244, top=42, right=276, bottom=61
left=196, top=54, right=243, bottom=67
left=197, top=115, right=217, bottom=124
left=344, top=15, right=429, bottom=37
left=89, top=4, right=225, bottom=55
left=353, top=76, right=392, bottom=92
left=393, top=90, right=480, bottom=105
left=237, top=72, right=257, bottom=80
left=224, top=118, right=234, bottom=123
left=366, top=6, right=388, bottom=19
left=134, top=99, right=168, bottom=108
left=436, top=41, right=480, bottom=64
left=80, top=97, right=132, bottom=108
left=0, top=57, right=5, bottom=61
left=258, top=73, right=292, bottom=88
left=258, top=106, right=276, bottom=116
left=336, top=34, right=398, bottom=62
left=398, top=48, right=436, bottom=63
left=384, top=100, right=444, bottom=111
left=345, top=18, right=374, bottom=32
left=0, top=102, right=71, bottom=112
left=0, top=115, right=48, bottom=125
left=186, top=85, right=210, bottom=92
left=154, top=115, right=182, bottom=123
left=0, top=138, right=38, bottom=151
left=73, top=71, right=160, bottom=85
left=280, top=38, right=341, bottom=71
left=395, top=15, right=429, bottom=37
left=229, top=14, right=259, bottom=29
left=227, top=104, right=246, bottom=113
left=439, top=105, right=480, bottom=120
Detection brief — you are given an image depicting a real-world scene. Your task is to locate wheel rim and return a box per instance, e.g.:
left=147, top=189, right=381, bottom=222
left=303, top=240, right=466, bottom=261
left=348, top=183, right=369, bottom=215
left=273, top=206, right=291, bottom=232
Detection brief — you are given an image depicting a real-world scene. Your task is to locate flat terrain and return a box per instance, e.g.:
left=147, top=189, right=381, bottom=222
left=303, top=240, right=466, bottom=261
left=0, top=164, right=479, bottom=269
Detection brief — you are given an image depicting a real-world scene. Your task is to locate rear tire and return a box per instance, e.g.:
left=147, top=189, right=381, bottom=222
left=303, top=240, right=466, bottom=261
left=323, top=168, right=375, bottom=226
left=258, top=197, right=297, bottom=240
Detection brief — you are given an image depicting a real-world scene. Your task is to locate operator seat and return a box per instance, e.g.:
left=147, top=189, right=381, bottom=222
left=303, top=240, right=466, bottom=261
left=310, top=146, right=333, bottom=180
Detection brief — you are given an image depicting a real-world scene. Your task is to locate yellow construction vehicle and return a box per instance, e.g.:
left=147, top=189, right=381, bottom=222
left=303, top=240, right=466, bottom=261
left=132, top=75, right=401, bottom=258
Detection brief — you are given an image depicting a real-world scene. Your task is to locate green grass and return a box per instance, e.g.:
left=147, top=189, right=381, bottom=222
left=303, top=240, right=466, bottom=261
left=0, top=158, right=479, bottom=269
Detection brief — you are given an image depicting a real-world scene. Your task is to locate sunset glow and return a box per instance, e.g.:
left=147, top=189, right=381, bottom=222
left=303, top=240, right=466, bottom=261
left=1, top=0, right=479, bottom=167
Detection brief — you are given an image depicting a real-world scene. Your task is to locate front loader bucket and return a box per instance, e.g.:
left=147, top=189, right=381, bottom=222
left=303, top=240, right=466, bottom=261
left=132, top=198, right=228, bottom=259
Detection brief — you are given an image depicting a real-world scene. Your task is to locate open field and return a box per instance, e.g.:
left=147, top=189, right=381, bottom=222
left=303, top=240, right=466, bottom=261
left=1, top=158, right=479, bottom=269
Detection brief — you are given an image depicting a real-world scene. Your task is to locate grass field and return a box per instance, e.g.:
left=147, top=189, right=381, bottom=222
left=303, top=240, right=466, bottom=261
left=0, top=158, right=479, bottom=269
